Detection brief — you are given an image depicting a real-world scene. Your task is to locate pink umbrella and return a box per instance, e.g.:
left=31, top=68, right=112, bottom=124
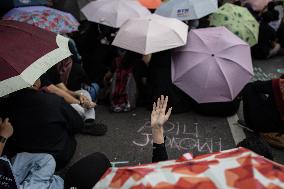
left=171, top=26, right=253, bottom=103
left=247, top=0, right=272, bottom=11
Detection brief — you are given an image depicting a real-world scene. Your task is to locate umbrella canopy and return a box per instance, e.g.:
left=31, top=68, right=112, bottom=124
left=247, top=0, right=272, bottom=11
left=138, top=0, right=161, bottom=9
left=94, top=148, right=284, bottom=188
left=112, top=14, right=188, bottom=55
left=0, top=20, right=71, bottom=97
left=155, top=0, right=218, bottom=21
left=3, top=6, right=79, bottom=34
left=81, top=0, right=151, bottom=28
left=172, top=27, right=253, bottom=103
left=209, top=3, right=259, bottom=47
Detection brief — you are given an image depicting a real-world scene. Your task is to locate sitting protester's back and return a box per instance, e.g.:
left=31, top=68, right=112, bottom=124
left=4, top=88, right=84, bottom=169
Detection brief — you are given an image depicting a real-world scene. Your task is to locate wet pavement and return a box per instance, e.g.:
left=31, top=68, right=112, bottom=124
left=67, top=56, right=284, bottom=168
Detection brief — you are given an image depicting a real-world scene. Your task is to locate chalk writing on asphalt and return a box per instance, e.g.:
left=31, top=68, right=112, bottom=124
left=133, top=121, right=222, bottom=153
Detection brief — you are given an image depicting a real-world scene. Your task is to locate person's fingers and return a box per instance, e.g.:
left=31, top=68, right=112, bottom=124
left=4, top=118, right=9, bottom=124
left=157, top=97, right=160, bottom=110
left=160, top=95, right=164, bottom=109
left=162, top=96, right=168, bottom=112
left=165, top=107, right=172, bottom=120
left=153, top=102, right=156, bottom=112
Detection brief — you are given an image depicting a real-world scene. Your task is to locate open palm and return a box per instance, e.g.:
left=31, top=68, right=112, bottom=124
left=151, top=95, right=172, bottom=128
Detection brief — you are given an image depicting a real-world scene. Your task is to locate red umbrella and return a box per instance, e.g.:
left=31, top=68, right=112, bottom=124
left=0, top=20, right=71, bottom=97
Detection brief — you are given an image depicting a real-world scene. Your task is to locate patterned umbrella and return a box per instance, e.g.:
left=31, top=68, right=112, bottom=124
left=209, top=3, right=259, bottom=47
left=3, top=6, right=79, bottom=34
left=0, top=20, right=71, bottom=97
left=94, top=148, right=284, bottom=188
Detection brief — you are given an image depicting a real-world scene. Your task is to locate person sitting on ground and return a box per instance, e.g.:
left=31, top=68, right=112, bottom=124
left=251, top=1, right=283, bottom=59
left=192, top=95, right=242, bottom=117
left=40, top=60, right=107, bottom=136
left=103, top=51, right=150, bottom=109
left=241, top=78, right=284, bottom=148
left=64, top=95, right=172, bottom=189
left=1, top=79, right=101, bottom=169
left=0, top=117, right=63, bottom=189
left=146, top=50, right=192, bottom=113
left=277, top=17, right=284, bottom=54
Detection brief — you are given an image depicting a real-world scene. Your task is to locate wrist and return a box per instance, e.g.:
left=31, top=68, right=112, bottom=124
left=152, top=128, right=164, bottom=144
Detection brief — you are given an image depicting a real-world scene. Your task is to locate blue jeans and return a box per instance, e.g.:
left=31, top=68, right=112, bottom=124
left=11, top=153, right=63, bottom=189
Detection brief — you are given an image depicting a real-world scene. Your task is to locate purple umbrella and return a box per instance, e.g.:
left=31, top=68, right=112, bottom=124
left=171, top=26, right=254, bottom=103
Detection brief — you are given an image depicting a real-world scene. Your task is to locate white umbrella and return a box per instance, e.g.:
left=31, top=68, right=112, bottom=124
left=155, top=0, right=218, bottom=20
left=81, top=0, right=151, bottom=28
left=112, top=14, right=188, bottom=54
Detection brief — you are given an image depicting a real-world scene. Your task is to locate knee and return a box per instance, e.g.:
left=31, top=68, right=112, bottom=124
left=39, top=154, right=57, bottom=169
left=64, top=152, right=111, bottom=189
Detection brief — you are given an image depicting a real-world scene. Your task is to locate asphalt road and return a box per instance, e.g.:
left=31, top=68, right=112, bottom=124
left=65, top=55, right=284, bottom=170
left=59, top=0, right=284, bottom=169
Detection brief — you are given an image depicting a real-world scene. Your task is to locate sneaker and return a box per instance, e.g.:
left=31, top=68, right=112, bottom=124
left=81, top=121, right=108, bottom=136
left=260, top=132, right=284, bottom=149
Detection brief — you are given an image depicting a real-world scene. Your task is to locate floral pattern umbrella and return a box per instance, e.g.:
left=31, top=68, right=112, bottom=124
left=209, top=3, right=259, bottom=47
left=3, top=6, right=79, bottom=34
left=94, top=148, right=284, bottom=189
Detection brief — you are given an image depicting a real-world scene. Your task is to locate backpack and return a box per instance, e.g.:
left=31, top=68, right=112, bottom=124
left=110, top=58, right=137, bottom=112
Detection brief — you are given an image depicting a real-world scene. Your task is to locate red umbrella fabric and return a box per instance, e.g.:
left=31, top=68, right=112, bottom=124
left=94, top=148, right=284, bottom=188
left=0, top=20, right=71, bottom=97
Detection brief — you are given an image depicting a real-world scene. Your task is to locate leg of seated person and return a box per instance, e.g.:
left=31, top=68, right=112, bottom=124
left=243, top=81, right=282, bottom=132
left=71, top=90, right=96, bottom=121
left=64, top=152, right=111, bottom=189
left=11, top=152, right=63, bottom=189
left=71, top=103, right=85, bottom=118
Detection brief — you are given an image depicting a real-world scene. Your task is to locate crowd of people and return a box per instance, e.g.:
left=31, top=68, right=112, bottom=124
left=0, top=0, right=284, bottom=188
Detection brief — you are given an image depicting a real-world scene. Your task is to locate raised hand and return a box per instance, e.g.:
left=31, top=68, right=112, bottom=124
left=151, top=95, right=172, bottom=144
left=151, top=95, right=172, bottom=128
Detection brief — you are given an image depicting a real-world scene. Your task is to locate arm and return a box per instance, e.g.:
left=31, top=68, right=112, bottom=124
left=56, top=83, right=96, bottom=109
left=0, top=118, right=13, bottom=156
left=46, top=84, right=81, bottom=105
left=56, top=83, right=81, bottom=99
left=151, top=95, right=172, bottom=162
